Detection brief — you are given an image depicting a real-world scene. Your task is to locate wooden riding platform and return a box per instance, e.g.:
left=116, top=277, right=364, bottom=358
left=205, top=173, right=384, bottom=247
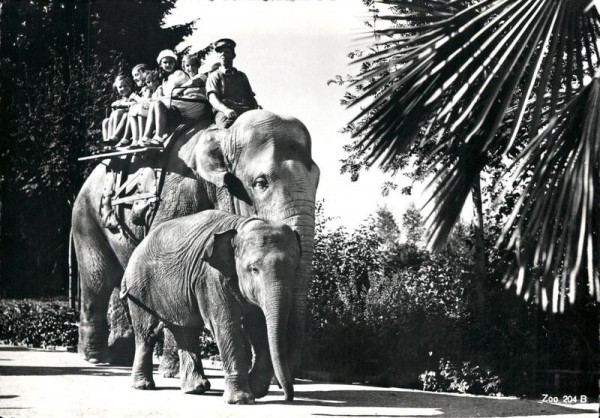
left=78, top=146, right=165, bottom=161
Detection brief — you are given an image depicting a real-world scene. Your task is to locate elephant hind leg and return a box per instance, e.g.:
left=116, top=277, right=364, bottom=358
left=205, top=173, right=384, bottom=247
left=132, top=335, right=156, bottom=390
left=74, top=212, right=125, bottom=364
left=169, top=326, right=211, bottom=394
left=128, top=303, right=160, bottom=390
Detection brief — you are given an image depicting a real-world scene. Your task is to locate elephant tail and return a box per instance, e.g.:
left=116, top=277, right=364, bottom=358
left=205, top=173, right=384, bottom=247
left=119, top=280, right=129, bottom=300
left=68, top=229, right=78, bottom=311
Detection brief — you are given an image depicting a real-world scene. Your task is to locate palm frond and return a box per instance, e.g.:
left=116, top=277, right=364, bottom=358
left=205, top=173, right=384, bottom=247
left=501, top=79, right=600, bottom=311
left=349, top=0, right=600, bottom=309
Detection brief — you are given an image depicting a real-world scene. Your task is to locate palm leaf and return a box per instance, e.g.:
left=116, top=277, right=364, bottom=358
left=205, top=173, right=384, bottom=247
left=501, top=79, right=600, bottom=311
left=349, top=0, right=600, bottom=309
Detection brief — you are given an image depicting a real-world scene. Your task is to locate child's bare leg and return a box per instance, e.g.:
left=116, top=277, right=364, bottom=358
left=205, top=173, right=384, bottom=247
left=138, top=116, right=148, bottom=142
left=153, top=102, right=169, bottom=143
left=130, top=116, right=140, bottom=143
left=116, top=115, right=133, bottom=147
left=141, top=104, right=157, bottom=145
left=108, top=112, right=118, bottom=139
left=102, top=118, right=110, bottom=142
left=112, top=110, right=127, bottom=139
left=121, top=116, right=131, bottom=140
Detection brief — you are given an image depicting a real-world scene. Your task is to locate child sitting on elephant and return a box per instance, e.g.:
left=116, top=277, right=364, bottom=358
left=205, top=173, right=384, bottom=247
left=116, top=70, right=162, bottom=148
left=101, top=75, right=138, bottom=146
left=121, top=209, right=299, bottom=404
left=137, top=49, right=189, bottom=148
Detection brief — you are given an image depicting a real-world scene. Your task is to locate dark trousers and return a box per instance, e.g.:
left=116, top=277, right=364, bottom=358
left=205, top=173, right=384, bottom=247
left=214, top=107, right=254, bottom=129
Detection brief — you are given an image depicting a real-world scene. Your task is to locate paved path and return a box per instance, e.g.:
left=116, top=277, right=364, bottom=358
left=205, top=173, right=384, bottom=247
left=0, top=345, right=597, bottom=418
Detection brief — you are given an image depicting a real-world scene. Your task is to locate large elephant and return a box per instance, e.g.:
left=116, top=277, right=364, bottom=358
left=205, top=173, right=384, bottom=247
left=123, top=210, right=300, bottom=403
left=72, top=110, right=319, bottom=381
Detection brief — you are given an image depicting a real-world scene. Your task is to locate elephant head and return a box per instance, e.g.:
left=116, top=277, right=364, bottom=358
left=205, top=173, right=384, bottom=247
left=202, top=219, right=302, bottom=401
left=191, top=110, right=320, bottom=374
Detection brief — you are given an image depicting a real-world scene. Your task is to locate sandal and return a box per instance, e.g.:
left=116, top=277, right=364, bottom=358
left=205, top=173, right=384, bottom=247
left=137, top=137, right=151, bottom=147
left=145, top=139, right=164, bottom=148
left=115, top=138, right=132, bottom=148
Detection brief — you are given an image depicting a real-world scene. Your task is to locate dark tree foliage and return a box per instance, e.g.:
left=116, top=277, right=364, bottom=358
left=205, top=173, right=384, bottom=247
left=0, top=0, right=193, bottom=297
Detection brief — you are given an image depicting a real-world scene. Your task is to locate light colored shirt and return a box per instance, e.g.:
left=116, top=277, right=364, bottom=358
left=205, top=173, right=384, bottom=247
left=205, top=67, right=255, bottom=107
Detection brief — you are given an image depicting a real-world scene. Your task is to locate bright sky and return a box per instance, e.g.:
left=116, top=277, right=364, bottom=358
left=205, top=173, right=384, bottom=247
left=165, top=0, right=458, bottom=230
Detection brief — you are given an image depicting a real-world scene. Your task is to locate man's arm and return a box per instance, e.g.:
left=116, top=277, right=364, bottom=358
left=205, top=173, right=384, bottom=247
left=208, top=93, right=236, bottom=119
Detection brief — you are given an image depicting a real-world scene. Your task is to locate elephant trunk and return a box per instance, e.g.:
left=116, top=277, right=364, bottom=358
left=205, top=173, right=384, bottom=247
left=263, top=284, right=294, bottom=401
left=283, top=207, right=316, bottom=375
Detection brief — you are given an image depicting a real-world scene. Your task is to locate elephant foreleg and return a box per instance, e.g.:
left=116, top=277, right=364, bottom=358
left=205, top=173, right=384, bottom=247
left=208, top=306, right=254, bottom=404
left=169, top=326, right=211, bottom=394
left=244, top=307, right=274, bottom=398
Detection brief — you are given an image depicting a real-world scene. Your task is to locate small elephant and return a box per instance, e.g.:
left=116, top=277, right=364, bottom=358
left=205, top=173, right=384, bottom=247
left=121, top=209, right=300, bottom=403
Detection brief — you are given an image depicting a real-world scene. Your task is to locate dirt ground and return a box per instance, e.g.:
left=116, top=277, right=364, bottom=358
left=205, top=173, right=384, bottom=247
left=0, top=345, right=597, bottom=418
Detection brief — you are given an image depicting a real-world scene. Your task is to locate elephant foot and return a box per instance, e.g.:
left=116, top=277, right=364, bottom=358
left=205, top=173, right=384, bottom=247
left=78, top=345, right=108, bottom=365
left=181, top=375, right=211, bottom=394
left=224, top=389, right=255, bottom=405
left=133, top=377, right=156, bottom=390
left=249, top=370, right=272, bottom=398
left=78, top=324, right=108, bottom=365
left=224, top=374, right=255, bottom=404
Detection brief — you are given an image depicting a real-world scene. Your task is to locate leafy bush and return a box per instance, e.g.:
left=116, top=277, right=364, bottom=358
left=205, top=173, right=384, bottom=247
left=420, top=358, right=503, bottom=396
left=0, top=299, right=220, bottom=359
left=306, top=201, right=598, bottom=397
left=305, top=203, right=479, bottom=387
left=199, top=329, right=219, bottom=358
left=0, top=300, right=78, bottom=348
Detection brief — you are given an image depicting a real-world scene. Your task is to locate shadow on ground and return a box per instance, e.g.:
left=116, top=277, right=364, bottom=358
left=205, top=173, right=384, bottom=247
left=0, top=346, right=31, bottom=352
left=0, top=345, right=594, bottom=417
left=261, top=386, right=590, bottom=417
left=0, top=364, right=132, bottom=376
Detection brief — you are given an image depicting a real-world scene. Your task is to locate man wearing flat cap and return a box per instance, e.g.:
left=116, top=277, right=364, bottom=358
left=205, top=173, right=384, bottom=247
left=206, top=38, right=259, bottom=128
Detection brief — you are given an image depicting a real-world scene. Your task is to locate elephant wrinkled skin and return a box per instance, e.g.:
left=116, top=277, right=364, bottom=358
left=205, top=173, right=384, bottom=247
left=72, top=110, right=319, bottom=382
left=123, top=210, right=300, bottom=403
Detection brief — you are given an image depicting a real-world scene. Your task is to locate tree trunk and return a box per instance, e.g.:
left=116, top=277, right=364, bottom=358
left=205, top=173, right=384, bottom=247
left=471, top=177, right=486, bottom=313
left=0, top=176, right=3, bottom=298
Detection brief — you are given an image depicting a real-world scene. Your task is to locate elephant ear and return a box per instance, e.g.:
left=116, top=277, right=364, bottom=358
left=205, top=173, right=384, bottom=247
left=201, top=229, right=238, bottom=278
left=192, top=128, right=231, bottom=187
left=191, top=128, right=253, bottom=206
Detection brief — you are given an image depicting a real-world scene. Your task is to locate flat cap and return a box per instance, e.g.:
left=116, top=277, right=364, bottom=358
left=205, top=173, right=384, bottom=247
left=214, top=38, right=236, bottom=52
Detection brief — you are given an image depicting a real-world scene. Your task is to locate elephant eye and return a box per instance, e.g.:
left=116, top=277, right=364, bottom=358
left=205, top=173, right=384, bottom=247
left=248, top=265, right=259, bottom=275
left=252, top=176, right=268, bottom=192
